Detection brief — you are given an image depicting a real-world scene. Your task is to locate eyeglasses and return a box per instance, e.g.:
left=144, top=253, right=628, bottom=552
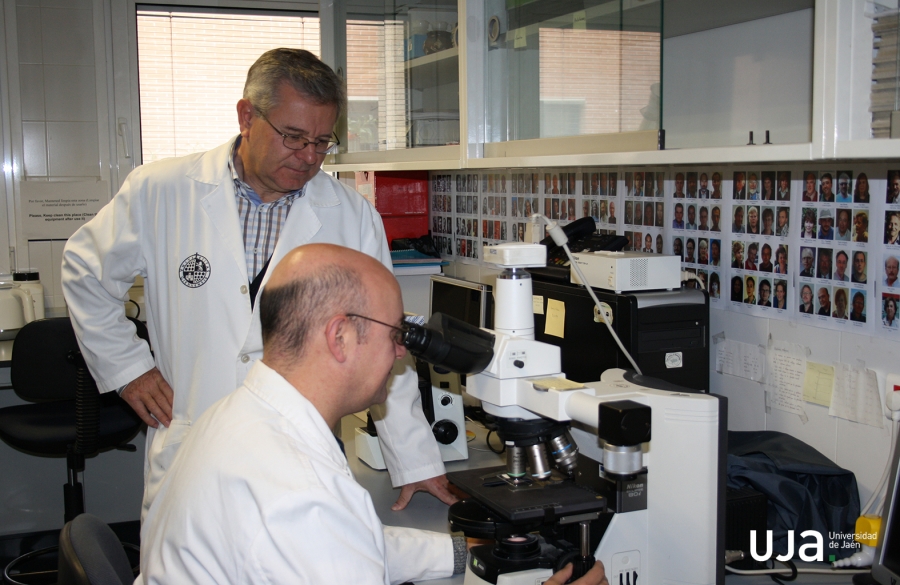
left=257, top=113, right=340, bottom=154
left=346, top=314, right=407, bottom=346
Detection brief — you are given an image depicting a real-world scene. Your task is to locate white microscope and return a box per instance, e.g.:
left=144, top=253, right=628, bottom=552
left=403, top=238, right=725, bottom=585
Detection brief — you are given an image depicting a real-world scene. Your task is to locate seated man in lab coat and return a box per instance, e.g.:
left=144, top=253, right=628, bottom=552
left=140, top=244, right=607, bottom=585
left=62, top=48, right=450, bottom=518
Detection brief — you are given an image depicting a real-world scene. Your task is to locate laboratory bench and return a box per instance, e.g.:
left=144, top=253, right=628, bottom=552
left=342, top=415, right=860, bottom=585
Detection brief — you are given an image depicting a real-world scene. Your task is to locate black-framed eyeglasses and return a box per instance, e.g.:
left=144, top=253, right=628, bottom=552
left=258, top=113, right=340, bottom=155
left=346, top=314, right=407, bottom=346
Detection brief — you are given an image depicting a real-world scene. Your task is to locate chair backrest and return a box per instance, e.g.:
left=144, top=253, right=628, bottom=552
left=57, top=513, right=134, bottom=585
left=11, top=317, right=149, bottom=402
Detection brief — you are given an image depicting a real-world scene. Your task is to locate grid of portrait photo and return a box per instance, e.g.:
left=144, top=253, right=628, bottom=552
left=425, top=164, right=900, bottom=340
left=794, top=170, right=872, bottom=330
left=724, top=169, right=793, bottom=316
left=670, top=170, right=727, bottom=306
left=583, top=170, right=619, bottom=230
left=510, top=171, right=540, bottom=243
left=880, top=170, right=900, bottom=331
left=430, top=174, right=454, bottom=258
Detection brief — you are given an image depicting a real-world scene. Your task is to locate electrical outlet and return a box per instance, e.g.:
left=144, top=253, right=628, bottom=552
left=593, top=302, right=613, bottom=325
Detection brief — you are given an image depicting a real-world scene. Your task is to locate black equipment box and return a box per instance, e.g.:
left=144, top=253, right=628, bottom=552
left=530, top=279, right=709, bottom=392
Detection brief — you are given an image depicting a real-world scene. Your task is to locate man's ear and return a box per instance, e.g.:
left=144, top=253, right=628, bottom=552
left=237, top=99, right=254, bottom=136
left=325, top=315, right=352, bottom=363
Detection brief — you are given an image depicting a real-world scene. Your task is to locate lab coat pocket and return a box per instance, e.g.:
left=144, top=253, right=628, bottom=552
left=162, top=420, right=192, bottom=448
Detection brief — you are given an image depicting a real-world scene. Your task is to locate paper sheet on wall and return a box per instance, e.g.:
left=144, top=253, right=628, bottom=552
left=802, top=362, right=834, bottom=407
left=829, top=363, right=884, bottom=428
left=715, top=339, right=766, bottom=382
left=21, top=180, right=108, bottom=239
left=765, top=340, right=808, bottom=421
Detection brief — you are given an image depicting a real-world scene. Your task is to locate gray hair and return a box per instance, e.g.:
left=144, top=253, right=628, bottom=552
left=244, top=48, right=346, bottom=120
left=260, top=264, right=367, bottom=361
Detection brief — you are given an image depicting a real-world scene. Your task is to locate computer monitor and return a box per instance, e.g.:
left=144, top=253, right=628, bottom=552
left=428, top=275, right=493, bottom=329
left=427, top=276, right=493, bottom=406
left=871, top=430, right=900, bottom=583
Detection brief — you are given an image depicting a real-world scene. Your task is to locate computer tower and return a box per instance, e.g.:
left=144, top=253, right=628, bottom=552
left=530, top=279, right=709, bottom=392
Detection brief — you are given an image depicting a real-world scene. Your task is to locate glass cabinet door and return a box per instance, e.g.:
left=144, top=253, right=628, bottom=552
left=478, top=0, right=662, bottom=145
left=344, top=1, right=460, bottom=153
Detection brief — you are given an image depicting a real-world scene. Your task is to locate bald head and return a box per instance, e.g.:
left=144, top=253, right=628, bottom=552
left=260, top=244, right=397, bottom=364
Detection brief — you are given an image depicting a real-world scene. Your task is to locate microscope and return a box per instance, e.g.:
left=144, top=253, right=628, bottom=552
left=403, top=239, right=725, bottom=585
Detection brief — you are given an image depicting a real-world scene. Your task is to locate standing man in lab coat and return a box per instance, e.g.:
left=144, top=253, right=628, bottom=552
left=139, top=243, right=608, bottom=585
left=61, top=48, right=452, bottom=518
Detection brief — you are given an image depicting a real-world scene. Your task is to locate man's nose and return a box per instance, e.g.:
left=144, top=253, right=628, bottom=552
left=293, top=142, right=319, bottom=164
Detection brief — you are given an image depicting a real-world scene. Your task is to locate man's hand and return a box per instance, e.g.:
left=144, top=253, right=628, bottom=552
left=545, top=561, right=608, bottom=585
left=120, top=367, right=174, bottom=428
left=391, top=475, right=459, bottom=511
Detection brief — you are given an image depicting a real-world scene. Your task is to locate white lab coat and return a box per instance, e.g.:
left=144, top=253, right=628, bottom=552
left=61, top=138, right=444, bottom=516
left=140, top=361, right=454, bottom=585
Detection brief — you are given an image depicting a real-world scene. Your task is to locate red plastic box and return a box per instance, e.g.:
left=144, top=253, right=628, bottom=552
left=355, top=171, right=429, bottom=246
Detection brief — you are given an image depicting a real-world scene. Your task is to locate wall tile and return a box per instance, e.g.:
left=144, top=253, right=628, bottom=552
left=18, top=64, right=45, bottom=121
left=15, top=6, right=43, bottom=64
left=47, top=121, right=99, bottom=177
left=22, top=122, right=47, bottom=177
left=44, top=65, right=97, bottom=121
left=41, top=7, right=94, bottom=67
left=713, top=371, right=766, bottom=431
left=710, top=305, right=768, bottom=346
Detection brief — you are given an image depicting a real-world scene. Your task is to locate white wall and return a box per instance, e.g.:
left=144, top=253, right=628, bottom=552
left=663, top=9, right=814, bottom=149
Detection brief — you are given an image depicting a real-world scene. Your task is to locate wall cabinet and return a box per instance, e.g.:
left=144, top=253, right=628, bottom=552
left=324, top=0, right=900, bottom=173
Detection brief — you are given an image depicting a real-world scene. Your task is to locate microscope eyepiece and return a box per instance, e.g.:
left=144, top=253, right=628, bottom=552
left=403, top=313, right=495, bottom=374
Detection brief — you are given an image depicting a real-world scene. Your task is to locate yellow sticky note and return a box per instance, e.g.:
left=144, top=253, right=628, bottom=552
left=533, top=295, right=544, bottom=315
left=545, top=298, right=565, bottom=338
left=802, top=362, right=834, bottom=407
left=514, top=27, right=527, bottom=48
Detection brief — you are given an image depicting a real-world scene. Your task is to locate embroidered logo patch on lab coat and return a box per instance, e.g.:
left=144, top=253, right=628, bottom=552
left=179, top=253, right=211, bottom=288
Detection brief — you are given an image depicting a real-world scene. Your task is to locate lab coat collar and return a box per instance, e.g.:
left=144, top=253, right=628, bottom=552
left=187, top=136, right=341, bottom=209
left=242, top=360, right=349, bottom=469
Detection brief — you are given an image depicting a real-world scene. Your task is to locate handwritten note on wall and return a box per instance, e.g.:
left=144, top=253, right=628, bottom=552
left=766, top=340, right=807, bottom=420
left=715, top=339, right=766, bottom=382
left=830, top=363, right=883, bottom=428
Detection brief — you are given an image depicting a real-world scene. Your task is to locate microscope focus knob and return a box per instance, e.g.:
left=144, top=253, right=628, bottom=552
left=433, top=420, right=459, bottom=445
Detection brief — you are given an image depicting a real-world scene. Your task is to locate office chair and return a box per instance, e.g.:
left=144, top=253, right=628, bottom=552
left=0, top=318, right=147, bottom=584
left=57, top=514, right=135, bottom=585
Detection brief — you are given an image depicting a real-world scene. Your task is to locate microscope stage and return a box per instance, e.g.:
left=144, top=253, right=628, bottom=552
left=448, top=466, right=606, bottom=524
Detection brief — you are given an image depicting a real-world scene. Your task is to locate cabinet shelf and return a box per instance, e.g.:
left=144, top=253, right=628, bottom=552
left=405, top=47, right=458, bottom=71
left=406, top=47, right=459, bottom=91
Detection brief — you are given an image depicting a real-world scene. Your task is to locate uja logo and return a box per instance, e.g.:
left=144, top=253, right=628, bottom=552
left=750, top=530, right=824, bottom=562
